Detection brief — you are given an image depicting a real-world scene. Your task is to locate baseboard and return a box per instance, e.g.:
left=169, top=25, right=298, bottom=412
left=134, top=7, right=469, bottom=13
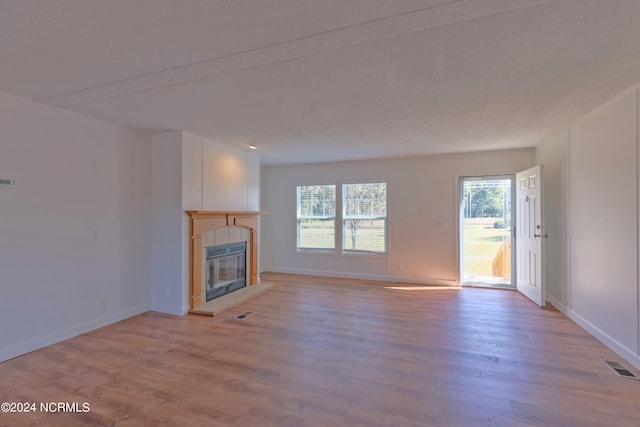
left=0, top=303, right=150, bottom=363
left=150, top=302, right=189, bottom=316
left=547, top=294, right=640, bottom=370
left=546, top=294, right=569, bottom=313
left=261, top=266, right=457, bottom=287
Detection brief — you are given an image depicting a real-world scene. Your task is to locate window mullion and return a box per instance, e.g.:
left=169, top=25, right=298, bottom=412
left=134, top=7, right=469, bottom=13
left=336, top=183, right=343, bottom=252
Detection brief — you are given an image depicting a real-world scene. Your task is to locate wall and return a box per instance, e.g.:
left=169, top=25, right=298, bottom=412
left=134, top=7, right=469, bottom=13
left=151, top=132, right=184, bottom=314
left=182, top=131, right=260, bottom=212
left=0, top=92, right=152, bottom=362
left=151, top=131, right=259, bottom=315
left=535, top=84, right=640, bottom=368
left=261, top=149, right=533, bottom=284
left=534, top=130, right=569, bottom=305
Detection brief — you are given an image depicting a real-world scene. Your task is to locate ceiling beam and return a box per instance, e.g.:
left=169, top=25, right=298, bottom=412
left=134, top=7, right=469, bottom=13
left=38, top=0, right=553, bottom=108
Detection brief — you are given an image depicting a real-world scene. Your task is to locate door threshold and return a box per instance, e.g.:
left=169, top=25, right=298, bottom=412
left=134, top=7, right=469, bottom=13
left=462, top=283, right=516, bottom=290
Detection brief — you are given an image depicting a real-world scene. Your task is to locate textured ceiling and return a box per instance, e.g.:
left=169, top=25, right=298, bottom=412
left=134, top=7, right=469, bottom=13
left=0, top=0, right=639, bottom=164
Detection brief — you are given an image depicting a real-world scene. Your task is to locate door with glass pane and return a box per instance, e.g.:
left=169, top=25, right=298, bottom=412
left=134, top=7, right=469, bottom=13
left=460, top=175, right=515, bottom=287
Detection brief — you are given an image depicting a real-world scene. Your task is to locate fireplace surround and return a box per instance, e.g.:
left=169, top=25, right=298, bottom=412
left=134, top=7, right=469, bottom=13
left=186, top=211, right=260, bottom=313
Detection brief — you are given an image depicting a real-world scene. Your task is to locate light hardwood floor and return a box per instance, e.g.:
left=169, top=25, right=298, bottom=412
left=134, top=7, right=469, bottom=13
left=2, top=272, right=640, bottom=426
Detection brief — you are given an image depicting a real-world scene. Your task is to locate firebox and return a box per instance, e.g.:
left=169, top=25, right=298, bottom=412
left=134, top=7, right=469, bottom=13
left=205, top=241, right=247, bottom=301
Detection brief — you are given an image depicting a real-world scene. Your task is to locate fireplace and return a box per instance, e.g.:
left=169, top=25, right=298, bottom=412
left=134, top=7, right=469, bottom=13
left=205, top=241, right=247, bottom=301
left=187, top=211, right=260, bottom=313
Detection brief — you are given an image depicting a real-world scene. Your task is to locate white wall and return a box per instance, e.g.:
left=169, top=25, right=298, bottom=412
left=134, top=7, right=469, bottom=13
left=0, top=92, right=152, bottom=362
left=182, top=131, right=260, bottom=212
left=534, top=130, right=569, bottom=306
left=535, top=84, right=640, bottom=368
left=151, top=131, right=259, bottom=315
left=151, top=131, right=184, bottom=314
left=261, top=149, right=533, bottom=284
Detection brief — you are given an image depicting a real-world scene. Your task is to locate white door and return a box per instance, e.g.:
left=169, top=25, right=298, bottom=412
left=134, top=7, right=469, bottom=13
left=515, top=166, right=544, bottom=306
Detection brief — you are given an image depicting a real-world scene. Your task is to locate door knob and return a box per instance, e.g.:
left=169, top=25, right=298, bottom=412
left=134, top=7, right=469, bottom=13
left=534, top=233, right=549, bottom=238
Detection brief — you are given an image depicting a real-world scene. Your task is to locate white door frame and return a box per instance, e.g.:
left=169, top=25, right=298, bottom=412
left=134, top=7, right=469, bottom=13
left=458, top=174, right=516, bottom=288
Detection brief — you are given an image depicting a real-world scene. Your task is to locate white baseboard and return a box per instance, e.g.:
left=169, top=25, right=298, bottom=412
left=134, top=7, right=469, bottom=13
left=150, top=302, right=189, bottom=316
left=547, top=294, right=640, bottom=370
left=0, top=303, right=150, bottom=363
left=261, top=266, right=457, bottom=287
left=545, top=294, right=569, bottom=312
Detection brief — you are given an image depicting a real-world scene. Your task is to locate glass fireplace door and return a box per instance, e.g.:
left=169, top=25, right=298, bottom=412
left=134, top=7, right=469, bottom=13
left=205, top=242, right=247, bottom=301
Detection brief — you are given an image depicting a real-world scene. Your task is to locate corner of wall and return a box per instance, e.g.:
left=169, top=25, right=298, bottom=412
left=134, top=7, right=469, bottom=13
left=152, top=130, right=261, bottom=315
left=636, top=86, right=640, bottom=356
left=151, top=131, right=184, bottom=314
left=558, top=82, right=640, bottom=367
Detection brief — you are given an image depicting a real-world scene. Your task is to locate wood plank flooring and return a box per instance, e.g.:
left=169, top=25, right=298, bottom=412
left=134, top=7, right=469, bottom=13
left=2, top=272, right=640, bottom=426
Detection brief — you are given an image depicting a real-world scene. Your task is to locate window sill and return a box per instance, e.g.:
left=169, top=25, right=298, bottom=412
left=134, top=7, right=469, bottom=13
left=341, top=250, right=387, bottom=257
left=296, top=249, right=338, bottom=256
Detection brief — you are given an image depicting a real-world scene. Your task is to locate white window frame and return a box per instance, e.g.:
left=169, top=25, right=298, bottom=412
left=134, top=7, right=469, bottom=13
left=296, top=184, right=337, bottom=252
left=296, top=181, right=388, bottom=255
left=342, top=181, right=388, bottom=254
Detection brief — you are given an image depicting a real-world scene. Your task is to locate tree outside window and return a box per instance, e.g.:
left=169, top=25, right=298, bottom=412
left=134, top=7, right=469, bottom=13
left=296, top=185, right=336, bottom=249
left=342, top=183, right=387, bottom=253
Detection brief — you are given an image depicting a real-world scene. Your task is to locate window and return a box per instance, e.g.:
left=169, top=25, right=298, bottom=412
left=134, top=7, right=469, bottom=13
left=342, top=182, right=387, bottom=253
left=297, top=185, right=336, bottom=250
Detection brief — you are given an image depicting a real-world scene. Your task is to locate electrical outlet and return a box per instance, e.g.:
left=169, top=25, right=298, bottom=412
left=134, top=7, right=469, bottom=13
left=100, top=297, right=108, bottom=308
left=0, top=178, right=15, bottom=187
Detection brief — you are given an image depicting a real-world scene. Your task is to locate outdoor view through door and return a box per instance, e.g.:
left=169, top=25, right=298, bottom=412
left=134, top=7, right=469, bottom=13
left=460, top=176, right=514, bottom=287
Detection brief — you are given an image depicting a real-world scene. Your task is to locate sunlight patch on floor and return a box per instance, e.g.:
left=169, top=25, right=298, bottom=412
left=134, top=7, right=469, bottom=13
left=384, top=286, right=460, bottom=291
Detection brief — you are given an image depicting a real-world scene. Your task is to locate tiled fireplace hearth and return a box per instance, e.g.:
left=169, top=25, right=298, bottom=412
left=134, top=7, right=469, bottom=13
left=186, top=211, right=261, bottom=315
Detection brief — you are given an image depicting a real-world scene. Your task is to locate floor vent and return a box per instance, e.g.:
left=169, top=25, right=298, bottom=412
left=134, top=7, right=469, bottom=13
left=236, top=311, right=254, bottom=320
left=603, top=360, right=637, bottom=379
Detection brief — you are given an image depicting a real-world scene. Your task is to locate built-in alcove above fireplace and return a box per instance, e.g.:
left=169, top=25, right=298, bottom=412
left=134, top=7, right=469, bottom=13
left=186, top=211, right=260, bottom=314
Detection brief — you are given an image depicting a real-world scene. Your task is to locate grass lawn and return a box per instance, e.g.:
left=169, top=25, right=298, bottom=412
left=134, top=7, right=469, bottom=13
left=299, top=219, right=385, bottom=252
left=462, top=217, right=510, bottom=279
left=299, top=217, right=510, bottom=278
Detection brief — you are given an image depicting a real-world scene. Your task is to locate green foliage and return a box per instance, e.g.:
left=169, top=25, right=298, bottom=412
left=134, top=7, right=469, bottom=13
left=462, top=180, right=510, bottom=218
left=298, top=185, right=336, bottom=218
left=493, top=220, right=506, bottom=229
